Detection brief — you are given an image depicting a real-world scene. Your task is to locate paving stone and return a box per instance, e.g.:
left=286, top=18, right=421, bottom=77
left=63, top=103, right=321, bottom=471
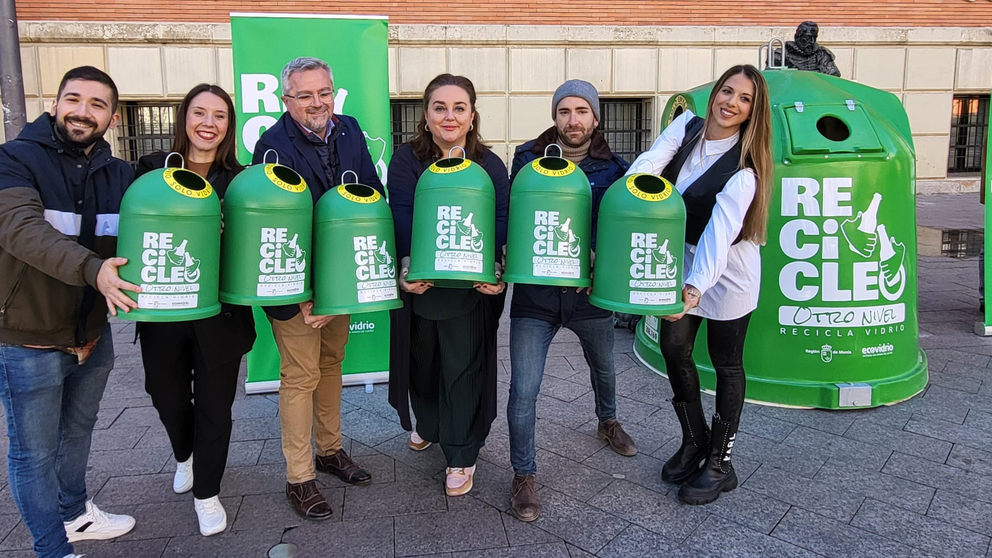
left=534, top=419, right=607, bottom=463
left=478, top=430, right=513, bottom=469
left=341, top=467, right=447, bottom=520
left=947, top=444, right=992, bottom=474
left=927, top=489, right=992, bottom=536
left=702, top=486, right=791, bottom=534
left=229, top=416, right=282, bottom=442
left=455, top=459, right=518, bottom=512
left=375, top=431, right=449, bottom=478
left=161, top=528, right=284, bottom=557
left=450, top=542, right=570, bottom=558
left=110, top=405, right=165, bottom=428
left=927, top=371, right=984, bottom=394
left=569, top=392, right=659, bottom=426
left=341, top=383, right=401, bottom=420
left=743, top=466, right=865, bottom=522
left=771, top=507, right=915, bottom=558
left=758, top=406, right=857, bottom=435
left=282, top=517, right=394, bottom=558
left=782, top=425, right=892, bottom=472
left=535, top=356, right=577, bottom=381
left=134, top=423, right=172, bottom=449
left=581, top=445, right=669, bottom=495
left=93, top=406, right=125, bottom=430
left=842, top=420, right=952, bottom=463
left=534, top=394, right=596, bottom=429
left=814, top=458, right=935, bottom=514
left=736, top=407, right=797, bottom=443
left=538, top=374, right=591, bottom=403
left=256, top=438, right=286, bottom=466
left=529, top=487, right=628, bottom=554
left=342, top=408, right=408, bottom=448
left=232, top=487, right=345, bottom=531
left=230, top=396, right=279, bottom=420
left=0, top=517, right=19, bottom=549
left=852, top=498, right=990, bottom=558
left=684, top=515, right=818, bottom=558
left=500, top=511, right=561, bottom=547
left=94, top=473, right=186, bottom=507
left=883, top=452, right=992, bottom=504
left=564, top=543, right=597, bottom=558
left=218, top=464, right=293, bottom=497
left=0, top=521, right=31, bottom=551
left=74, top=537, right=170, bottom=558
left=87, top=447, right=173, bottom=476
left=532, top=450, right=614, bottom=502
left=730, top=432, right=827, bottom=478
left=394, top=507, right=508, bottom=556
left=596, top=524, right=674, bottom=558
left=587, top=480, right=708, bottom=542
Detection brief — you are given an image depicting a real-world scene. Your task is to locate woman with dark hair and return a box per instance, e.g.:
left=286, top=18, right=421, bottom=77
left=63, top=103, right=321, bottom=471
left=134, top=83, right=256, bottom=534
left=387, top=74, right=509, bottom=496
left=628, top=64, right=773, bottom=505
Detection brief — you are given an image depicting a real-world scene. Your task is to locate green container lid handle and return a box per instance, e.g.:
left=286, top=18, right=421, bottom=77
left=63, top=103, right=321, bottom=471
left=447, top=145, right=467, bottom=159
left=341, top=169, right=359, bottom=185
left=262, top=148, right=280, bottom=165
left=164, top=151, right=185, bottom=169
left=630, top=158, right=656, bottom=175
left=544, top=143, right=564, bottom=158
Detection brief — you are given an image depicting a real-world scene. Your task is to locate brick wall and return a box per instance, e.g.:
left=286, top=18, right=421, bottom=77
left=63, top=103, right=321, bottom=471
left=14, top=1, right=992, bottom=27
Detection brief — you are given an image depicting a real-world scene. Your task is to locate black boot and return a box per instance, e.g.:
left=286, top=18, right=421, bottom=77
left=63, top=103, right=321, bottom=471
left=678, top=415, right=738, bottom=505
left=661, top=400, right=710, bottom=484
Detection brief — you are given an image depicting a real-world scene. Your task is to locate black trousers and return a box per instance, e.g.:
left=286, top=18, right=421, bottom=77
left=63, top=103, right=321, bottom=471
left=409, top=303, right=486, bottom=467
left=659, top=313, right=751, bottom=425
left=139, top=322, right=240, bottom=499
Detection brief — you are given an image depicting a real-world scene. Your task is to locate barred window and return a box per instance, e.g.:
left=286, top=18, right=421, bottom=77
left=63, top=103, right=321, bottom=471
left=117, top=102, right=178, bottom=166
left=391, top=99, right=422, bottom=152
left=598, top=98, right=653, bottom=165
left=948, top=95, right=989, bottom=174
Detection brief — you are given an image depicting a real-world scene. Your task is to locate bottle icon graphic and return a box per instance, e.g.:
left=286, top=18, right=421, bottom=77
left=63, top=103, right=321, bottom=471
left=877, top=224, right=905, bottom=288
left=282, top=233, right=306, bottom=270
left=554, top=218, right=582, bottom=258
left=167, top=239, right=188, bottom=266
left=841, top=193, right=881, bottom=258
left=457, top=213, right=484, bottom=251
left=167, top=239, right=200, bottom=282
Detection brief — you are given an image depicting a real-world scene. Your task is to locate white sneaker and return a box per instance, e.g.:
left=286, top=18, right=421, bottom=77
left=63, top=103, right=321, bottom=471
left=194, top=496, right=227, bottom=536
left=173, top=456, right=193, bottom=494
left=62, top=554, right=85, bottom=558
left=64, top=500, right=136, bottom=542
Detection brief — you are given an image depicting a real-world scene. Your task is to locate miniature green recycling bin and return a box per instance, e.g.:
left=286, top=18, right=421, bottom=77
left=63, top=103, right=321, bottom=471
left=219, top=162, right=312, bottom=305
left=406, top=151, right=497, bottom=288
left=634, top=66, right=928, bottom=409
left=117, top=165, right=221, bottom=322
left=503, top=147, right=592, bottom=287
left=312, top=174, right=402, bottom=315
left=589, top=174, right=686, bottom=315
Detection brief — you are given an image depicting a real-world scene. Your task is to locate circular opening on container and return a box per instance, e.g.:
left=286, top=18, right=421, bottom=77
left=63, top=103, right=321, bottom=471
left=344, top=183, right=376, bottom=198
left=172, top=169, right=207, bottom=191
left=435, top=157, right=465, bottom=168
left=272, top=165, right=303, bottom=185
left=631, top=174, right=669, bottom=195
left=537, top=157, right=570, bottom=171
left=816, top=116, right=850, bottom=142
left=671, top=106, right=685, bottom=120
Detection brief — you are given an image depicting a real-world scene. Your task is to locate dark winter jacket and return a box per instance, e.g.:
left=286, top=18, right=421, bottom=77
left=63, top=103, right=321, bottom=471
left=0, top=113, right=132, bottom=347
left=251, top=111, right=384, bottom=321
left=508, top=127, right=629, bottom=323
left=134, top=152, right=256, bottom=369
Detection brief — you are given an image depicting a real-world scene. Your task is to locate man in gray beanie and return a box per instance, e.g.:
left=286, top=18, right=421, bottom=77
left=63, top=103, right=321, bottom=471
left=505, top=79, right=634, bottom=523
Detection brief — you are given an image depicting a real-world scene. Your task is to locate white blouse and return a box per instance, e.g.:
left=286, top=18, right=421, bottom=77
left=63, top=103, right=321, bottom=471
left=626, top=110, right=761, bottom=321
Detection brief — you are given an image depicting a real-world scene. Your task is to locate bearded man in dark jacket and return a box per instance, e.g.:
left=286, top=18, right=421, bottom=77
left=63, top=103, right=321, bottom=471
left=0, top=66, right=138, bottom=558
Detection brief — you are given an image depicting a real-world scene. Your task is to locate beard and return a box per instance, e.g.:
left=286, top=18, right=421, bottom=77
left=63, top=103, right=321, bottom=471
left=557, top=125, right=593, bottom=149
left=301, top=106, right=331, bottom=135
left=54, top=115, right=105, bottom=150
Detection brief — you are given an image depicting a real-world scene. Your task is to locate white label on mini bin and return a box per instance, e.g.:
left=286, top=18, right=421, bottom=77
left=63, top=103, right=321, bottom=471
left=533, top=256, right=580, bottom=279
left=358, top=287, right=398, bottom=303
left=256, top=273, right=305, bottom=297
left=629, top=290, right=677, bottom=306
left=137, top=293, right=199, bottom=309
left=628, top=279, right=677, bottom=289
left=435, top=250, right=483, bottom=273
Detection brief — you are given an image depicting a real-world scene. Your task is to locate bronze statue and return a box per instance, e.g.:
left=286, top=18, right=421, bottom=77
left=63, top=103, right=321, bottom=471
left=773, top=21, right=841, bottom=77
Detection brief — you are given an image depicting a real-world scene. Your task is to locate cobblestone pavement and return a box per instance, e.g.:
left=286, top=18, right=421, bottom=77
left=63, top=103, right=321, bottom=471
left=0, top=195, right=989, bottom=557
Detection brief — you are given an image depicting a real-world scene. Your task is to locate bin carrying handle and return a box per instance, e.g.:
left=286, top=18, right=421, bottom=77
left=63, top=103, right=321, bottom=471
left=164, top=151, right=185, bottom=169
left=760, top=37, right=788, bottom=70
left=630, top=158, right=656, bottom=175
left=262, top=149, right=280, bottom=165
left=340, top=170, right=359, bottom=185
left=544, top=143, right=564, bottom=158
left=447, top=146, right=467, bottom=159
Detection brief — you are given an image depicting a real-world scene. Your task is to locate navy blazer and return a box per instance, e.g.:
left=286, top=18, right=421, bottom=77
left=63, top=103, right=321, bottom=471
left=252, top=112, right=385, bottom=320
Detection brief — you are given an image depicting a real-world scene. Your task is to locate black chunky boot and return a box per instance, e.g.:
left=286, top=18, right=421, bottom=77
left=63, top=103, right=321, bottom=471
left=661, top=400, right=710, bottom=484
left=678, top=415, right=738, bottom=505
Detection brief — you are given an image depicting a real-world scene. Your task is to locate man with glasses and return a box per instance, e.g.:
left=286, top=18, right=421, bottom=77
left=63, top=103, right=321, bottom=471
left=252, top=57, right=383, bottom=520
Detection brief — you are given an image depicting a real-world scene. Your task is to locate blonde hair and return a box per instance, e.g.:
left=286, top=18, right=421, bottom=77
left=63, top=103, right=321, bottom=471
left=700, top=64, right=773, bottom=245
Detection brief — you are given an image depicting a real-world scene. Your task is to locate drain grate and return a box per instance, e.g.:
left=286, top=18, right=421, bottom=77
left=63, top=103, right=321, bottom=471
left=941, top=229, right=983, bottom=258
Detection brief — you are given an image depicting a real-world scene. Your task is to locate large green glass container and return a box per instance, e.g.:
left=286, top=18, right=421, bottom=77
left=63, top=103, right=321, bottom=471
left=312, top=180, right=402, bottom=315
left=117, top=167, right=221, bottom=322
left=406, top=157, right=497, bottom=288
left=634, top=68, right=928, bottom=409
left=589, top=173, right=686, bottom=315
left=219, top=163, right=312, bottom=305
left=503, top=154, right=592, bottom=287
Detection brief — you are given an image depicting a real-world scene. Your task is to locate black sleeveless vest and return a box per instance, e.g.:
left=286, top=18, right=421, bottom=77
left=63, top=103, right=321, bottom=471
left=661, top=116, right=745, bottom=245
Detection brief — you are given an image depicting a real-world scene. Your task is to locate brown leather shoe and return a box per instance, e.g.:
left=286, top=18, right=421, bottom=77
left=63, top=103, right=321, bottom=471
left=598, top=419, right=637, bottom=457
left=510, top=474, right=540, bottom=522
left=315, top=449, right=373, bottom=485
left=286, top=480, right=333, bottom=520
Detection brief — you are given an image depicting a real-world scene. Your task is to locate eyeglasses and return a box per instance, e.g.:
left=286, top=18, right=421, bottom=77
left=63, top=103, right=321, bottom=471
left=284, top=90, right=335, bottom=105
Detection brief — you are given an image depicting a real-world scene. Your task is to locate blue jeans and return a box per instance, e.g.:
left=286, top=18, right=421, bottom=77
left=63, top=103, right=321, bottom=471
left=0, top=325, right=114, bottom=558
left=507, top=316, right=616, bottom=476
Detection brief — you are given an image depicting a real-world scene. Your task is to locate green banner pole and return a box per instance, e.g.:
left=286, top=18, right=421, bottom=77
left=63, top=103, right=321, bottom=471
left=230, top=13, right=392, bottom=391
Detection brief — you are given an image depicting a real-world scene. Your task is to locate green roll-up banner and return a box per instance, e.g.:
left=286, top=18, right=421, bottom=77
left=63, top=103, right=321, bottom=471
left=231, top=13, right=392, bottom=392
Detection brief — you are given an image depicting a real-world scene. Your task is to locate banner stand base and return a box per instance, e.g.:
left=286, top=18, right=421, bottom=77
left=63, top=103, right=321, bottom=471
left=245, top=372, right=389, bottom=395
left=974, top=322, right=992, bottom=337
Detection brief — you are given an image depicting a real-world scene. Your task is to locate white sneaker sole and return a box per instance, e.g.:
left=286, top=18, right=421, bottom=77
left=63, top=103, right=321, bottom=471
left=199, top=516, right=227, bottom=537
